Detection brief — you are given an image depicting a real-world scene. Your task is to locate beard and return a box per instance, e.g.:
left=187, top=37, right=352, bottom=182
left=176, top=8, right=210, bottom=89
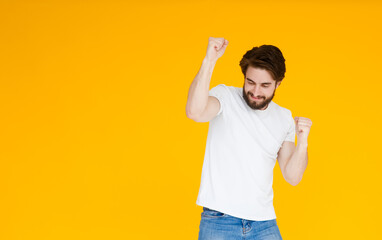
left=242, top=84, right=276, bottom=110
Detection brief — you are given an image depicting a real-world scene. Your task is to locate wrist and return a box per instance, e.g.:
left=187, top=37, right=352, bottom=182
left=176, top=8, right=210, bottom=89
left=204, top=56, right=217, bottom=65
left=297, top=141, right=308, bottom=148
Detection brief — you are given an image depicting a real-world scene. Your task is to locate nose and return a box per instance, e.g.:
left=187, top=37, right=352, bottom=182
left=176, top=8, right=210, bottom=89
left=252, top=86, right=262, bottom=97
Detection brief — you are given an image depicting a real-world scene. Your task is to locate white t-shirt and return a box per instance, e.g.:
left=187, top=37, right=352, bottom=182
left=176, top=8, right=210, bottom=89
left=196, top=84, right=295, bottom=221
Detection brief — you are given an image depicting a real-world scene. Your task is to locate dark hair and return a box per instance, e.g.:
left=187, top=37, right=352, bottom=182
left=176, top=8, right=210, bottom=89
left=239, top=45, right=286, bottom=82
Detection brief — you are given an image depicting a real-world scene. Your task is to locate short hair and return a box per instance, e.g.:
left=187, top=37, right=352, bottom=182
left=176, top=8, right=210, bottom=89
left=239, top=45, right=286, bottom=82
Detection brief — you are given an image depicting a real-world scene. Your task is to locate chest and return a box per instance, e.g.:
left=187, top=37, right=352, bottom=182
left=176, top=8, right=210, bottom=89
left=225, top=109, right=289, bottom=159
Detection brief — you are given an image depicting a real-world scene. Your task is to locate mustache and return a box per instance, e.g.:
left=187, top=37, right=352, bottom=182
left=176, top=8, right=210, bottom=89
left=248, top=92, right=264, bottom=99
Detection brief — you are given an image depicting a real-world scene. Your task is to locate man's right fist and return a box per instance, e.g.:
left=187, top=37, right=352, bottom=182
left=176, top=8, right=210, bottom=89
left=206, top=37, right=229, bottom=62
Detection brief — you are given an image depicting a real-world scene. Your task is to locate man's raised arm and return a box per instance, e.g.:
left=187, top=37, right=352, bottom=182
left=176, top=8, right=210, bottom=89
left=186, top=37, right=228, bottom=122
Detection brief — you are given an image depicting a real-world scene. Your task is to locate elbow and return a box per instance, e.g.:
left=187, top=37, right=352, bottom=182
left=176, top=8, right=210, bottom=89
left=186, top=108, right=195, bottom=120
left=284, top=172, right=302, bottom=186
left=186, top=108, right=204, bottom=122
left=186, top=111, right=198, bottom=121
left=186, top=111, right=193, bottom=119
left=289, top=180, right=300, bottom=186
left=186, top=106, right=199, bottom=120
left=288, top=176, right=302, bottom=186
left=186, top=112, right=202, bottom=122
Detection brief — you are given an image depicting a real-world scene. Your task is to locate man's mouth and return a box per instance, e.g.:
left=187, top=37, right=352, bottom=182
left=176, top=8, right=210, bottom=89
left=250, top=94, right=262, bottom=100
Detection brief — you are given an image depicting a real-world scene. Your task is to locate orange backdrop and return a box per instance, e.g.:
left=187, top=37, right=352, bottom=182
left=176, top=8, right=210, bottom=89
left=1, top=1, right=381, bottom=239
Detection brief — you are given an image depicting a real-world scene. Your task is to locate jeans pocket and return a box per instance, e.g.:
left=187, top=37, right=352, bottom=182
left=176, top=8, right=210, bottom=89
left=201, top=207, right=226, bottom=218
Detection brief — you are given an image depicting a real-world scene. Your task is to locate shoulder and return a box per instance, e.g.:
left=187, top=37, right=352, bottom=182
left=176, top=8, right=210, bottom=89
left=272, top=102, right=295, bottom=136
left=210, top=83, right=233, bottom=91
left=272, top=102, right=293, bottom=118
left=209, top=84, right=237, bottom=96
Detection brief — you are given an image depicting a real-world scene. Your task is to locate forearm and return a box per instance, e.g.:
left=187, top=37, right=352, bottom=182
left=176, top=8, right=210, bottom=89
left=285, top=142, right=308, bottom=185
left=186, top=57, right=217, bottom=117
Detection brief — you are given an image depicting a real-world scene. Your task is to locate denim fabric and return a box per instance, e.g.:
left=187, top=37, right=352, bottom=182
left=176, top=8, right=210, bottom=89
left=198, top=207, right=283, bottom=240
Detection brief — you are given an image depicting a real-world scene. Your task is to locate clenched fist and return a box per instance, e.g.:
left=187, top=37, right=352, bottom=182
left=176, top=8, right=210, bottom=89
left=206, top=37, right=229, bottom=62
left=294, top=117, right=312, bottom=144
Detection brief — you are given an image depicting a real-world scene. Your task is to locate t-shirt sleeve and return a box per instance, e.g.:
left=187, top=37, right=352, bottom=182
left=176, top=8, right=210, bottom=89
left=208, top=84, right=227, bottom=117
left=285, top=111, right=296, bottom=143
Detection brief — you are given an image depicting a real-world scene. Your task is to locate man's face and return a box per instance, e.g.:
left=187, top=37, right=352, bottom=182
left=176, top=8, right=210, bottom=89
left=242, top=66, right=280, bottom=110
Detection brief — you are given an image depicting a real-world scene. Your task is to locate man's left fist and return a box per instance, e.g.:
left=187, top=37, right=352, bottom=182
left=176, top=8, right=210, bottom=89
left=294, top=117, right=312, bottom=143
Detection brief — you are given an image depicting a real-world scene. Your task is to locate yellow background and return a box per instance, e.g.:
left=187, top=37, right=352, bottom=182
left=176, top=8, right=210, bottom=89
left=1, top=0, right=381, bottom=239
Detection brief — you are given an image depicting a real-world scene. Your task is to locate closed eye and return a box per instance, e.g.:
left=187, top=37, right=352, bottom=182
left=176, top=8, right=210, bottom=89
left=247, top=80, right=271, bottom=87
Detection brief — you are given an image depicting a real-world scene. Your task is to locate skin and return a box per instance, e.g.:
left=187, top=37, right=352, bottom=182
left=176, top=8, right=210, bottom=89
left=242, top=66, right=312, bottom=186
left=277, top=117, right=311, bottom=186
left=242, top=66, right=281, bottom=110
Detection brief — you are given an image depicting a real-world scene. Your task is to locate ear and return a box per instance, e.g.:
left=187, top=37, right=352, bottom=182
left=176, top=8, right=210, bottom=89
left=275, top=81, right=281, bottom=89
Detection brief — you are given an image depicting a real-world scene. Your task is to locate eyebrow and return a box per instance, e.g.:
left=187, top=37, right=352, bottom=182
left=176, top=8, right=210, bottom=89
left=246, top=78, right=272, bottom=84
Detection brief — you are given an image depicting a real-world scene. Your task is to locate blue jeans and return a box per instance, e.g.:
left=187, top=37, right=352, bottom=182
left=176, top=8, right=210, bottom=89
left=198, top=207, right=283, bottom=240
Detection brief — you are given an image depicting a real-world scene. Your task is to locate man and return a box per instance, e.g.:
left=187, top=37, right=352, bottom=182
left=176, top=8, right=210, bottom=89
left=186, top=37, right=312, bottom=240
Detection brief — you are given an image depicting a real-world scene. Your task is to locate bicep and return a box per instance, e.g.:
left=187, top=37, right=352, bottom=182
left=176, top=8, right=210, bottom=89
left=192, top=96, right=221, bottom=122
